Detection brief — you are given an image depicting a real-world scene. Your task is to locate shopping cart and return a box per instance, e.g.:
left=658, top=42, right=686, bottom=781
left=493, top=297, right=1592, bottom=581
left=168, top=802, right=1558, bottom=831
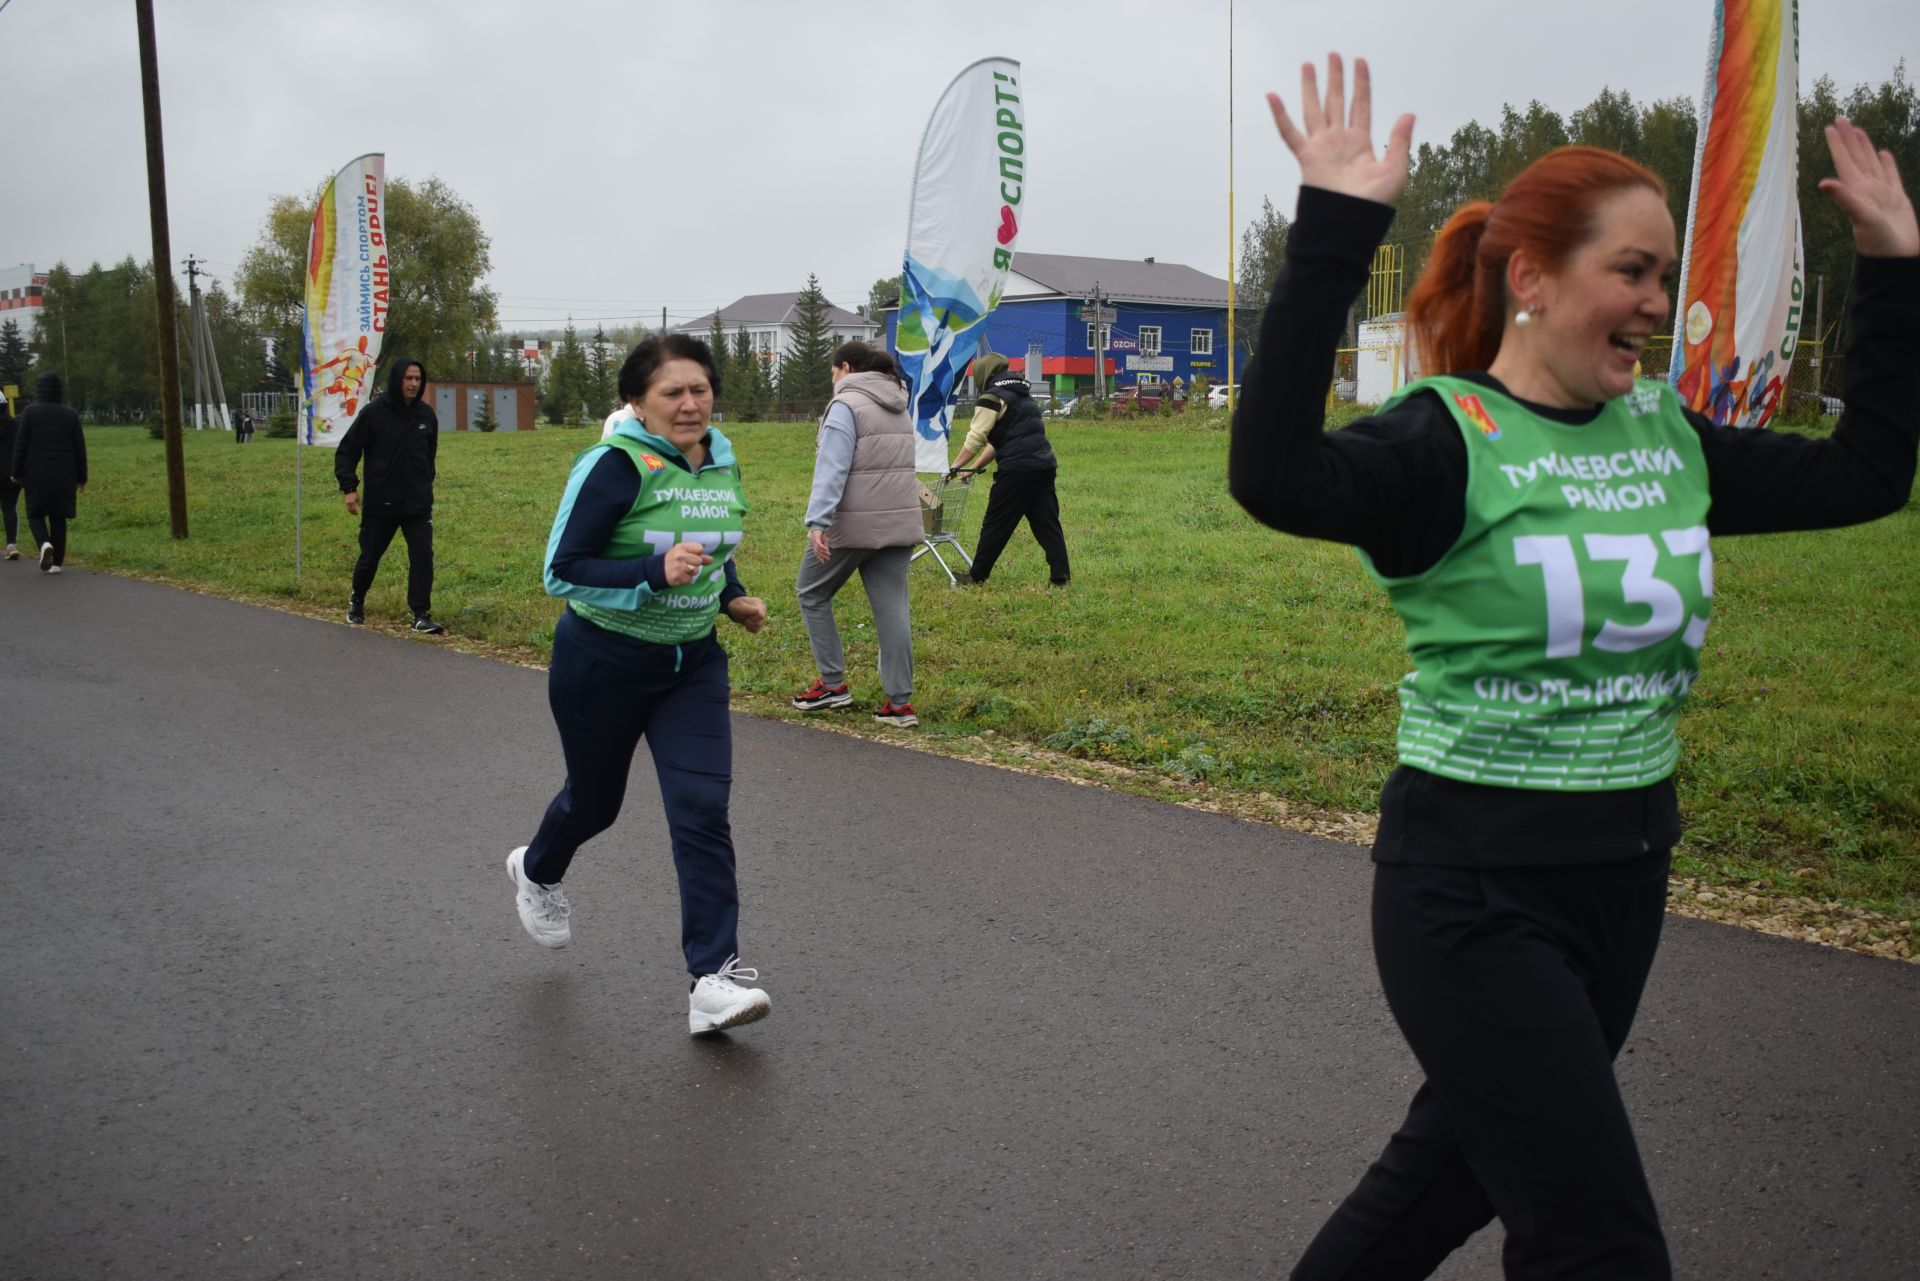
left=910, top=468, right=985, bottom=586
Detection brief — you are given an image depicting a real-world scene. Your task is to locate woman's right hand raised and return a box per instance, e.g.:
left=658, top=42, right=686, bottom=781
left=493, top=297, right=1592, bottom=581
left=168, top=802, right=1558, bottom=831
left=664, top=540, right=713, bottom=587
left=1267, top=53, right=1414, bottom=206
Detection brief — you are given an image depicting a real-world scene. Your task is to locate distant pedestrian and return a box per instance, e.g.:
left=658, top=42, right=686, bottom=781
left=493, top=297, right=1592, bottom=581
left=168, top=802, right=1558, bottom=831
left=0, top=398, right=19, bottom=560
left=790, top=341, right=921, bottom=727
left=8, top=373, right=87, bottom=575
left=235, top=407, right=255, bottom=444
left=509, top=333, right=774, bottom=1036
left=334, top=359, right=444, bottom=633
left=946, top=351, right=1071, bottom=586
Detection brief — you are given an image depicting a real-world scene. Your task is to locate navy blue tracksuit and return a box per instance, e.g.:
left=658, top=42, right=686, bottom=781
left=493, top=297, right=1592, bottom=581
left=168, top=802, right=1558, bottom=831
left=521, top=608, right=738, bottom=975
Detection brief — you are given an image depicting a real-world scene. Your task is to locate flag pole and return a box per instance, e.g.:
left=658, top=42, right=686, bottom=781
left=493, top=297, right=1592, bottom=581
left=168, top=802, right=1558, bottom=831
left=1226, top=0, right=1236, bottom=414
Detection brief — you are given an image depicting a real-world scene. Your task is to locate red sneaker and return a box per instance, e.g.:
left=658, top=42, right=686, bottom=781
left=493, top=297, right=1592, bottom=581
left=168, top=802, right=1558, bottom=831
left=791, top=679, right=852, bottom=712
left=873, top=700, right=918, bottom=728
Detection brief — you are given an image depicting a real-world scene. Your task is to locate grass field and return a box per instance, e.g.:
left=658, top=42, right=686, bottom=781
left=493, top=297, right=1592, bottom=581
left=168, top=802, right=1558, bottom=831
left=53, top=417, right=1920, bottom=940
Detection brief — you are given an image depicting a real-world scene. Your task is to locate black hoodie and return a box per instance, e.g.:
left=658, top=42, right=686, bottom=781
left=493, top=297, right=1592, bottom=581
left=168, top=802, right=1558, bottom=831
left=11, top=372, right=87, bottom=516
left=335, top=359, right=438, bottom=515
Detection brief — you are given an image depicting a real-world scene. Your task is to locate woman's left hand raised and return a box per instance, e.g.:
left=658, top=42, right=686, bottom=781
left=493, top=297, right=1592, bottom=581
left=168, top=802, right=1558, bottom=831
left=1821, top=117, right=1919, bottom=257
left=727, top=596, right=768, bottom=633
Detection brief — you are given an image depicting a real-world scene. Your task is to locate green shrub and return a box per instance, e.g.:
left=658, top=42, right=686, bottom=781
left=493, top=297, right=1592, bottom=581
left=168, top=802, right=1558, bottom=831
left=265, top=411, right=298, bottom=439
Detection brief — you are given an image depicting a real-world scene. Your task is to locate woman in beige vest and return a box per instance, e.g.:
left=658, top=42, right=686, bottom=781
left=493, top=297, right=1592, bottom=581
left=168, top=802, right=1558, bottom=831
left=791, top=342, right=924, bottom=726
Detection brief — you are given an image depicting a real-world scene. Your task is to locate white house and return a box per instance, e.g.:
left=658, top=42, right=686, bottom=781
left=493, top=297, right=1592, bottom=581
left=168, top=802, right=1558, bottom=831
left=677, top=292, right=879, bottom=380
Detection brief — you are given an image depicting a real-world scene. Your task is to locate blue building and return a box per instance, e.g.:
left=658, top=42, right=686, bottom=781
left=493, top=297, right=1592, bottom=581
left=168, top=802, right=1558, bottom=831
left=883, top=251, right=1237, bottom=402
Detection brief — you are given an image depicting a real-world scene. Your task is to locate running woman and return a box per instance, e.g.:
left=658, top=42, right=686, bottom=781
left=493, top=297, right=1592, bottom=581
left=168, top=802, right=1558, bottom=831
left=509, top=333, right=774, bottom=1036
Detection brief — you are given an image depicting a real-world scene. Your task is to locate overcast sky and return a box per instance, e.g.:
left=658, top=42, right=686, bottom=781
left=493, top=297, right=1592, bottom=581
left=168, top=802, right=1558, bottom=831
left=3, top=0, right=1911, bottom=331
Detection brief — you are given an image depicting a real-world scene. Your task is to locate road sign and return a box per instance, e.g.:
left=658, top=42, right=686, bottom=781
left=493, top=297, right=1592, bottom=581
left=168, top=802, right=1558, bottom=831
left=1106, top=337, right=1138, bottom=351
left=1126, top=355, right=1173, bottom=372
left=1079, top=306, right=1116, bottom=323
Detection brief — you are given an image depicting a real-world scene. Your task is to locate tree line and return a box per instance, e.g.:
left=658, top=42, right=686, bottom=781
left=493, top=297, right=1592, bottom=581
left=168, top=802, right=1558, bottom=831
left=1235, top=66, right=1918, bottom=372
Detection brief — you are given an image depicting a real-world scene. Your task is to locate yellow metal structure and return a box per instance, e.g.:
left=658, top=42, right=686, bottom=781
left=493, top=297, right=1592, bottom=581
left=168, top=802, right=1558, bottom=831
left=1366, top=243, right=1405, bottom=321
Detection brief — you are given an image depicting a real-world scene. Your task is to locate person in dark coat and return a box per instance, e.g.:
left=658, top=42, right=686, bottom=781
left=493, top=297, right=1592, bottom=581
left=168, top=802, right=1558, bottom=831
left=235, top=407, right=254, bottom=444
left=8, top=372, right=87, bottom=574
left=945, top=351, right=1072, bottom=586
left=334, top=358, right=444, bottom=633
left=0, top=399, right=20, bottom=559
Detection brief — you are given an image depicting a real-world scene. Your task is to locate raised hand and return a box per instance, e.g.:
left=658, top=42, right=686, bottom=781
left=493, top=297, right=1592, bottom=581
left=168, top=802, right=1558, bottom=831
left=1820, top=117, right=1919, bottom=258
left=1266, top=52, right=1414, bottom=206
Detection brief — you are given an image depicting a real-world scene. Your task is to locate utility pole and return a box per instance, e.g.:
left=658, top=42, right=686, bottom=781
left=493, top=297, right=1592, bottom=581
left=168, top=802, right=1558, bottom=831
left=136, top=0, right=188, bottom=537
left=186, top=255, right=231, bottom=430
left=199, top=284, right=230, bottom=430
left=183, top=254, right=215, bottom=428
left=1091, top=282, right=1107, bottom=403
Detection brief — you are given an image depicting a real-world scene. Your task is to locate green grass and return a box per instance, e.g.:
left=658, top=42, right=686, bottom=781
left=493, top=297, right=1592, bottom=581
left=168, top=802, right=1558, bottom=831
left=66, top=418, right=1920, bottom=929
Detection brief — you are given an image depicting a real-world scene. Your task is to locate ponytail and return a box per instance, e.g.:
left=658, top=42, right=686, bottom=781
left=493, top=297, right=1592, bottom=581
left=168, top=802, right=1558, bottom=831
left=1405, top=202, right=1502, bottom=375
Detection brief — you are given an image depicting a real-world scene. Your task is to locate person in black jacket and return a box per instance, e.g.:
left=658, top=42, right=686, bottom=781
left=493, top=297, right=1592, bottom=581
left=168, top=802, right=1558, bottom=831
left=9, top=372, right=87, bottom=574
left=946, top=351, right=1071, bottom=585
left=1235, top=55, right=1917, bottom=1281
left=0, top=399, right=19, bottom=559
left=335, top=358, right=444, bottom=633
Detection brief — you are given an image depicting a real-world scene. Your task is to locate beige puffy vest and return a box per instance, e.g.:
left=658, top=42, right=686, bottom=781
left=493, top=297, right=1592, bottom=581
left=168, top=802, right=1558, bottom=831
left=822, top=371, right=922, bottom=548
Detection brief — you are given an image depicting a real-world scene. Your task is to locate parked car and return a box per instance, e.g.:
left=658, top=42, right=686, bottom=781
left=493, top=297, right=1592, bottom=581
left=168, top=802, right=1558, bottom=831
left=1206, top=383, right=1240, bottom=409
left=1044, top=396, right=1079, bottom=418
left=1111, top=384, right=1189, bottom=416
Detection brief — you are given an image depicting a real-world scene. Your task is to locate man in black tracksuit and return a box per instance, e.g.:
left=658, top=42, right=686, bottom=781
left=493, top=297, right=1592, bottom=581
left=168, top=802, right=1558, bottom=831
left=946, top=353, right=1071, bottom=585
left=335, top=358, right=444, bottom=633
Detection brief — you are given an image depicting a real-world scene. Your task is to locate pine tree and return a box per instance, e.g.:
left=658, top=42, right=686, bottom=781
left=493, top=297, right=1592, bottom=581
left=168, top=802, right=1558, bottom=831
left=779, top=274, right=836, bottom=404
left=587, top=324, right=616, bottom=417
left=545, top=318, right=589, bottom=424
left=707, top=313, right=733, bottom=411
left=0, top=318, right=29, bottom=393
left=729, top=328, right=757, bottom=421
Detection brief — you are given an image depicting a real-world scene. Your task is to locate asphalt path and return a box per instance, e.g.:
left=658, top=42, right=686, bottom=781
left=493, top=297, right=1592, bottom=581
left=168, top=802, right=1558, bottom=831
left=3, top=569, right=1916, bottom=1280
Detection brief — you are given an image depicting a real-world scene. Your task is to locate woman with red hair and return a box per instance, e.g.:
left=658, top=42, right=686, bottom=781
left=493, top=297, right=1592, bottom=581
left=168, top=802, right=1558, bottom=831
left=1230, top=54, right=1918, bottom=1280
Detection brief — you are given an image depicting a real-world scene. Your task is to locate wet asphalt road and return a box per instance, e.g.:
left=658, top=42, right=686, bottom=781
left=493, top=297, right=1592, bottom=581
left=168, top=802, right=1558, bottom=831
left=2, top=569, right=1916, bottom=1280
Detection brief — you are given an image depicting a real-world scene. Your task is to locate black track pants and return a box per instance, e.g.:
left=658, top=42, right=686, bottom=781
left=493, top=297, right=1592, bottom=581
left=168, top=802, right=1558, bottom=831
left=1293, top=851, right=1672, bottom=1280
left=352, top=512, right=433, bottom=616
left=969, top=467, right=1070, bottom=584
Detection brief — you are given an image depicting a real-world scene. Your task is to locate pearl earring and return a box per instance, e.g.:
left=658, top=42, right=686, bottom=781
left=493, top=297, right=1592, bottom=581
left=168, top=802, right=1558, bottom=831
left=1513, top=308, right=1533, bottom=328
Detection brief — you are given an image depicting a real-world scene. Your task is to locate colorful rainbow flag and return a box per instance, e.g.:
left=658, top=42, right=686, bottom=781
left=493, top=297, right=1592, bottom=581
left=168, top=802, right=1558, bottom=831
left=301, top=154, right=387, bottom=447
left=1670, top=0, right=1804, bottom=428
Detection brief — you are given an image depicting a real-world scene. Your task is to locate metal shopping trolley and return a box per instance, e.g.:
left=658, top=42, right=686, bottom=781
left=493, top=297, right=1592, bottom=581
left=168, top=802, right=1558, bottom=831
left=910, top=468, right=985, bottom=586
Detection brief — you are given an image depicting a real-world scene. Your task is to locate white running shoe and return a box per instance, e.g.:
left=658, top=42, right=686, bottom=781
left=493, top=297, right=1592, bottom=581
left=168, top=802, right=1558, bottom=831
left=38, top=542, right=54, bottom=571
left=46, top=564, right=61, bottom=574
left=689, top=956, right=770, bottom=1035
left=4, top=544, right=17, bottom=560
left=505, top=846, right=571, bottom=948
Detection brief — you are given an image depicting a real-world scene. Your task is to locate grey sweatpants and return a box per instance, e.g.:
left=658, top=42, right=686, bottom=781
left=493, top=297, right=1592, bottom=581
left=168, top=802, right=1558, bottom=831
left=794, top=542, right=914, bottom=703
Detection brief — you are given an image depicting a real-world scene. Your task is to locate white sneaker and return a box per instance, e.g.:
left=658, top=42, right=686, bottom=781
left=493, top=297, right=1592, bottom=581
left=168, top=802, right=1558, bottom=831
left=46, top=564, right=61, bottom=575
left=689, top=956, right=770, bottom=1035
left=38, top=542, right=54, bottom=571
left=505, top=846, right=571, bottom=948
left=4, top=543, right=17, bottom=560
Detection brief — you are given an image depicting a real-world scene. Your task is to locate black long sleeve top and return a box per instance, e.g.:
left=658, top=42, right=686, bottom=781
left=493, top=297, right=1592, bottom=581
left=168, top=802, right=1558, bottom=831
left=1229, top=187, right=1920, bottom=865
